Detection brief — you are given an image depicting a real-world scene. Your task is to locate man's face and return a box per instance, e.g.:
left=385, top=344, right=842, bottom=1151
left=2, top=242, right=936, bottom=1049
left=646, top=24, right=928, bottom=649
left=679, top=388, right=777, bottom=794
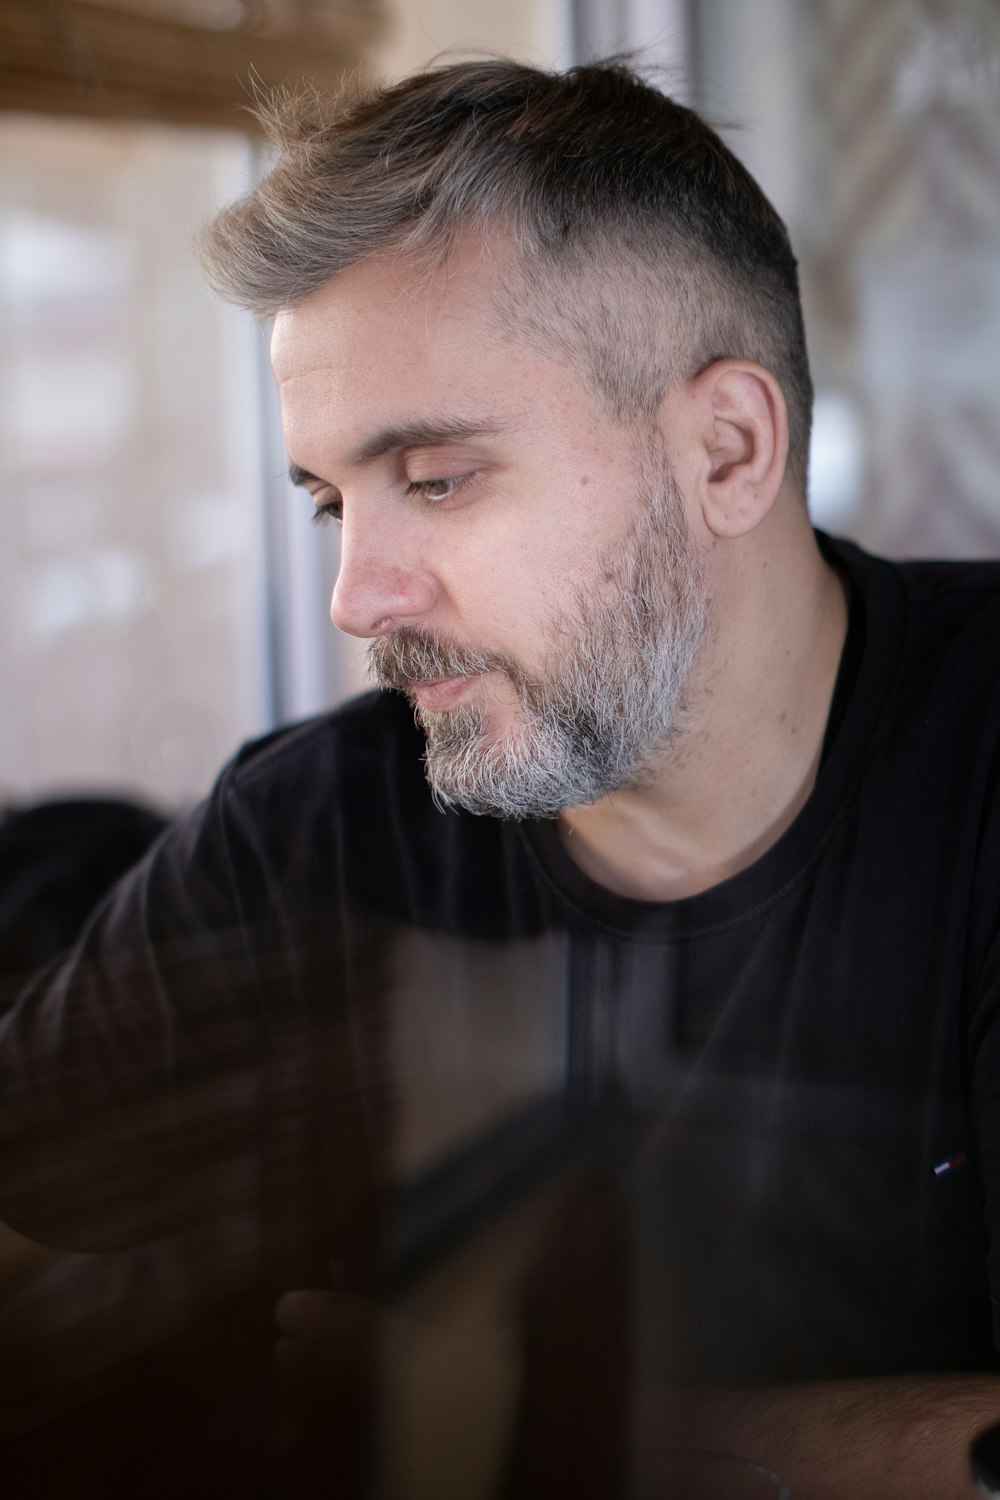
left=271, top=241, right=708, bottom=819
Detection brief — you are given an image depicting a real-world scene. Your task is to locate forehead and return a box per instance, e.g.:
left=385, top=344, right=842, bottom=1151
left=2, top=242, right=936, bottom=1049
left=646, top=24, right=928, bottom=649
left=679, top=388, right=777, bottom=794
left=268, top=238, right=609, bottom=466
left=270, top=239, right=507, bottom=386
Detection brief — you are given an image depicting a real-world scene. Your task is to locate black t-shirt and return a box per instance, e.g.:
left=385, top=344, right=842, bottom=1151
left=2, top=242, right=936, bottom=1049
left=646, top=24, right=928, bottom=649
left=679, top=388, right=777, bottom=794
left=3, top=532, right=1000, bottom=1398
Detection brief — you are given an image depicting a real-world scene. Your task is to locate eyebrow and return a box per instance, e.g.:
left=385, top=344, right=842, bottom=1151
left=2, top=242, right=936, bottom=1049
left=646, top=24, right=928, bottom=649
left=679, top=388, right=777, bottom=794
left=287, top=417, right=506, bottom=489
left=288, top=462, right=320, bottom=488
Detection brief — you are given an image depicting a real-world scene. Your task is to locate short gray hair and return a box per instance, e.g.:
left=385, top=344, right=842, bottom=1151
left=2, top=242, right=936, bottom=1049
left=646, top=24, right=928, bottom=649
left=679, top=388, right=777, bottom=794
left=199, top=59, right=813, bottom=486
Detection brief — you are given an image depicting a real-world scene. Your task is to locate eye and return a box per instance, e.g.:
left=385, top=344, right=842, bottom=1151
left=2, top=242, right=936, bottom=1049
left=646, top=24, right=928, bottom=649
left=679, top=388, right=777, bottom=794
left=409, top=476, right=463, bottom=503
left=310, top=492, right=343, bottom=527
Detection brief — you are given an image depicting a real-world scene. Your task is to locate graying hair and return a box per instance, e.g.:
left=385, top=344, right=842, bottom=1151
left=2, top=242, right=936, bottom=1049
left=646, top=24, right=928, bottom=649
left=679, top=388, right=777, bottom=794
left=199, top=59, right=813, bottom=486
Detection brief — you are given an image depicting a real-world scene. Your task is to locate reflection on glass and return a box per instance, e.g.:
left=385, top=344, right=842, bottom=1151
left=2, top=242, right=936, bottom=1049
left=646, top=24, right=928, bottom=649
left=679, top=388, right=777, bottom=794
left=637, top=1449, right=789, bottom=1500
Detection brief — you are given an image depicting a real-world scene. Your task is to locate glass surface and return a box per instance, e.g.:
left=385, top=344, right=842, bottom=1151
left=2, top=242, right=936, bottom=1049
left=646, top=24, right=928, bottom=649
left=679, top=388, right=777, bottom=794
left=638, top=1448, right=789, bottom=1499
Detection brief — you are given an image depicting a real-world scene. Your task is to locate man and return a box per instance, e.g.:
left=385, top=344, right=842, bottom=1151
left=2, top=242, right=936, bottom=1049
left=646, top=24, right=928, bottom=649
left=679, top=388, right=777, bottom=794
left=3, top=58, right=1000, bottom=1499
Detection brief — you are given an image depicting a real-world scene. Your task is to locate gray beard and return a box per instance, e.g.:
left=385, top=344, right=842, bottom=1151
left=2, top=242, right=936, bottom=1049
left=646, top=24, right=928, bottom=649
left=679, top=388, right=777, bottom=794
left=369, top=458, right=708, bottom=820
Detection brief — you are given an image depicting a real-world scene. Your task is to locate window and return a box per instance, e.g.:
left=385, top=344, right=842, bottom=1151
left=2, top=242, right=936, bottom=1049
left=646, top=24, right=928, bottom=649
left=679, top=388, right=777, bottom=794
left=0, top=114, right=267, bottom=807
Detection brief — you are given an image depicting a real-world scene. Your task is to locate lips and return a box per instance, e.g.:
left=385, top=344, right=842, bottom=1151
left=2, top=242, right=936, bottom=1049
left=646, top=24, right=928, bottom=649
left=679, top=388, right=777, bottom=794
left=410, top=673, right=478, bottom=711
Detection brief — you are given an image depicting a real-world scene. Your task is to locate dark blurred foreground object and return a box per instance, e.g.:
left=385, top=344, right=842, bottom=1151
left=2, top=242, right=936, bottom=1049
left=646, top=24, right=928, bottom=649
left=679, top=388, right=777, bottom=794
left=0, top=795, right=274, bottom=1500
left=0, top=796, right=168, bottom=976
left=971, top=1421, right=1000, bottom=1495
left=635, top=1449, right=789, bottom=1499
left=502, top=1169, right=632, bottom=1500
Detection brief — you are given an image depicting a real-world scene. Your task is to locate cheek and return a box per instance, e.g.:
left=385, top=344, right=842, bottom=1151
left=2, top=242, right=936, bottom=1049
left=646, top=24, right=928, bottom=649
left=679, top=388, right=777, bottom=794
left=444, top=527, right=538, bottom=609
left=441, top=477, right=616, bottom=638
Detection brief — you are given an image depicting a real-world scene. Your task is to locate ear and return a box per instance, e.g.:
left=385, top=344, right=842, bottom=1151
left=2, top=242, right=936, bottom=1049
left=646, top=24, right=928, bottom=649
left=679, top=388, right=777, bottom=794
left=675, top=360, right=790, bottom=540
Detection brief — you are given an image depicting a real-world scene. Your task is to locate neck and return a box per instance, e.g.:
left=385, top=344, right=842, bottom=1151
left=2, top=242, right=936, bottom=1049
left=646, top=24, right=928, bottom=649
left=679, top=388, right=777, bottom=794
left=557, top=520, right=850, bottom=902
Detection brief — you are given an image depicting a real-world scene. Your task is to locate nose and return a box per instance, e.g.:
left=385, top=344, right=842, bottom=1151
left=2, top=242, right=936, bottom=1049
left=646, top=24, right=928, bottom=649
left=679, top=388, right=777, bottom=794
left=329, top=514, right=439, bottom=639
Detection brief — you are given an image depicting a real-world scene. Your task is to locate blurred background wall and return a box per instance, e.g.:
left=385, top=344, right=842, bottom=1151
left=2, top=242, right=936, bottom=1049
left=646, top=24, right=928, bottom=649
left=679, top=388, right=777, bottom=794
left=1, top=0, right=998, bottom=812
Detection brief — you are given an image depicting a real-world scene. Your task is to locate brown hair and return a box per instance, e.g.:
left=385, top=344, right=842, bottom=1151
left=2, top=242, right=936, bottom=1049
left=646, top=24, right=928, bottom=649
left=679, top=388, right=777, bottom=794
left=200, top=59, right=813, bottom=486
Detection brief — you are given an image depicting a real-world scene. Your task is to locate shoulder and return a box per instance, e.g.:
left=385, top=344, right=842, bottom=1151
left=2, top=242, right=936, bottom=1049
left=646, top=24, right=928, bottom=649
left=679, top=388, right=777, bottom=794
left=823, top=532, right=1000, bottom=675
left=195, top=690, right=544, bottom=937
left=226, top=688, right=424, bottom=792
left=824, top=530, right=1000, bottom=613
left=207, top=688, right=434, bottom=848
left=204, top=688, right=430, bottom=883
left=119, top=692, right=426, bottom=925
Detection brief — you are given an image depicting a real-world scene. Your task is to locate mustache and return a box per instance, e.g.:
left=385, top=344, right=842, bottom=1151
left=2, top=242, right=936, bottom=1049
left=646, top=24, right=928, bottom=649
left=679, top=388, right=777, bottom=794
left=368, top=630, right=524, bottom=693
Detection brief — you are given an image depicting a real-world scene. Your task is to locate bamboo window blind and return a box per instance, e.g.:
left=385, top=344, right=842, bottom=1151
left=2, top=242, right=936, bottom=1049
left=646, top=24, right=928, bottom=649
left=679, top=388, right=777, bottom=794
left=0, top=0, right=386, bottom=129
